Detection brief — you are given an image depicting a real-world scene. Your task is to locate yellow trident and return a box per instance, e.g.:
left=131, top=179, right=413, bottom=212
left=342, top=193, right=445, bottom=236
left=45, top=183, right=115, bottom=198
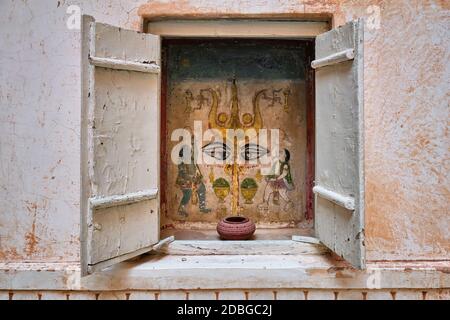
left=206, top=79, right=265, bottom=215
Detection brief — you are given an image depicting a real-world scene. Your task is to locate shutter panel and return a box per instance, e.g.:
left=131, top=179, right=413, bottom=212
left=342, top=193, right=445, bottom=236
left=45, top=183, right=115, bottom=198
left=312, top=19, right=365, bottom=269
left=81, top=16, right=161, bottom=275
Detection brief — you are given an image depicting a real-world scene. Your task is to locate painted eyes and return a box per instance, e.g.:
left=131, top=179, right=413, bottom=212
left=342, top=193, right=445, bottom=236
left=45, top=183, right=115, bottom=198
left=202, top=142, right=231, bottom=160
left=240, top=143, right=269, bottom=161
left=202, top=142, right=269, bottom=161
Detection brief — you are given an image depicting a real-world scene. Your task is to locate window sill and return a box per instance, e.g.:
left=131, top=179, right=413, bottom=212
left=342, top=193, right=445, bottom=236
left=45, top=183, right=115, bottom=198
left=1, top=248, right=449, bottom=291
left=153, top=239, right=327, bottom=255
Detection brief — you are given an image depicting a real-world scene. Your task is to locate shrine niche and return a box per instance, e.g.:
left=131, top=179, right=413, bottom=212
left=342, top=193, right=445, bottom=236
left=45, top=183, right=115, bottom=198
left=161, top=39, right=312, bottom=236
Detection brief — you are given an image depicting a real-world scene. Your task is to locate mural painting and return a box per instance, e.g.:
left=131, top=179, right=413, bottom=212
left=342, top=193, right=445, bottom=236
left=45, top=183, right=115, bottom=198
left=175, top=147, right=211, bottom=217
left=258, top=149, right=295, bottom=213
left=163, top=40, right=308, bottom=227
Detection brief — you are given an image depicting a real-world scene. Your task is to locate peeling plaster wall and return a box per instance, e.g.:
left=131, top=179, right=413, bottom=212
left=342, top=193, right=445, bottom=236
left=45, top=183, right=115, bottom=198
left=0, top=0, right=448, bottom=263
left=356, top=0, right=449, bottom=261
left=0, top=0, right=146, bottom=262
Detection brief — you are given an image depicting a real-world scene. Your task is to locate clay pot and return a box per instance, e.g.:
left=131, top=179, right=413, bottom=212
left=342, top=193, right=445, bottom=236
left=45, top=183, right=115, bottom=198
left=217, top=216, right=256, bottom=240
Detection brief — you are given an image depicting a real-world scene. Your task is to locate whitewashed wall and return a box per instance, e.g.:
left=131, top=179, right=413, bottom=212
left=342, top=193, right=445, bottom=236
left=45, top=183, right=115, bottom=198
left=0, top=0, right=151, bottom=262
left=0, top=0, right=449, bottom=265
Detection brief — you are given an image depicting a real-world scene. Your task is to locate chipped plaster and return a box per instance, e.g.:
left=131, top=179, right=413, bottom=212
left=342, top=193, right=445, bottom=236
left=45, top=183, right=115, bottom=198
left=0, top=0, right=448, bottom=264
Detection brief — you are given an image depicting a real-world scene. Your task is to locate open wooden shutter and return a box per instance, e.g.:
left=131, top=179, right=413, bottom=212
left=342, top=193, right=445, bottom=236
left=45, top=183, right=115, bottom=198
left=312, top=19, right=365, bottom=269
left=81, top=16, right=161, bottom=275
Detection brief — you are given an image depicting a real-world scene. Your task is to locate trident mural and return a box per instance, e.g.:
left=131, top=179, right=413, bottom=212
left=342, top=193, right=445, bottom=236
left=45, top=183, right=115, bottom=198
left=203, top=79, right=266, bottom=216
left=165, top=41, right=306, bottom=224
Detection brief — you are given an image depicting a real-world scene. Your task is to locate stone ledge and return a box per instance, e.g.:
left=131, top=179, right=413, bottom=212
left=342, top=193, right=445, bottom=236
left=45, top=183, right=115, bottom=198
left=1, top=288, right=450, bottom=300
left=1, top=255, right=449, bottom=291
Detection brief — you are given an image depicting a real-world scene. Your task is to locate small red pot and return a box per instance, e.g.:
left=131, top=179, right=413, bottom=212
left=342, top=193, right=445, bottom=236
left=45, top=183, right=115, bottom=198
left=217, top=216, right=256, bottom=240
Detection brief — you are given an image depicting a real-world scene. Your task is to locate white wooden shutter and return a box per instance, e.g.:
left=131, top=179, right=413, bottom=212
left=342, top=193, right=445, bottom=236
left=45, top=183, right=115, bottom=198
left=81, top=16, right=161, bottom=275
left=312, top=19, right=365, bottom=269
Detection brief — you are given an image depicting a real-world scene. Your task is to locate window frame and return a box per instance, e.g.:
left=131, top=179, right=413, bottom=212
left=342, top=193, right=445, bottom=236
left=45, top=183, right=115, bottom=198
left=81, top=17, right=366, bottom=273
left=141, top=19, right=331, bottom=257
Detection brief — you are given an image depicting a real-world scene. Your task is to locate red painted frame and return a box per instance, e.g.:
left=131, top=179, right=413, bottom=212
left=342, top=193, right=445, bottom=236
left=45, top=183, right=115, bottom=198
left=160, top=45, right=168, bottom=218
left=305, top=40, right=315, bottom=221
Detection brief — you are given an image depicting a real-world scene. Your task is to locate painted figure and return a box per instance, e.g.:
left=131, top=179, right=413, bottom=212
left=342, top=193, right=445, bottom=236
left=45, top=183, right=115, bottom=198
left=176, top=147, right=211, bottom=217
left=260, top=149, right=294, bottom=211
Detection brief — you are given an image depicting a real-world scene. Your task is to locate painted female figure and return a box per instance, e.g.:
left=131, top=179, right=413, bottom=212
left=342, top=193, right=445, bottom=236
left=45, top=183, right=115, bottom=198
left=259, top=149, right=295, bottom=212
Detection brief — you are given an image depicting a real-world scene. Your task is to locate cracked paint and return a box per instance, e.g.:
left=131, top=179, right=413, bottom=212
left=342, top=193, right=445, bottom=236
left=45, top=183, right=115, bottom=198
left=24, top=201, right=40, bottom=256
left=0, top=0, right=448, bottom=265
left=138, top=0, right=450, bottom=263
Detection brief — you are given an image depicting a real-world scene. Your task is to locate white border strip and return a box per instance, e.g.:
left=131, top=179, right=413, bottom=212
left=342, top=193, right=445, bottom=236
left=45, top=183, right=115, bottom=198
left=147, top=20, right=329, bottom=38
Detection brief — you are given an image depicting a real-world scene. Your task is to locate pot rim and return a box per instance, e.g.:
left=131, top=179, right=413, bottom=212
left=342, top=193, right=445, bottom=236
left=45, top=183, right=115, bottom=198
left=222, top=216, right=249, bottom=224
